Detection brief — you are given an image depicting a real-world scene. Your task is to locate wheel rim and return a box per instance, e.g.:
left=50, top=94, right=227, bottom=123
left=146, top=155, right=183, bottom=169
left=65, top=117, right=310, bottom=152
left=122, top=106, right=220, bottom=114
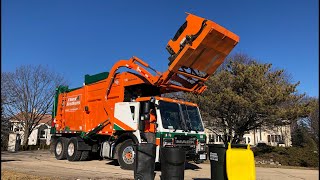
left=68, top=142, right=75, bottom=156
left=122, top=146, right=134, bottom=164
left=56, top=142, right=62, bottom=155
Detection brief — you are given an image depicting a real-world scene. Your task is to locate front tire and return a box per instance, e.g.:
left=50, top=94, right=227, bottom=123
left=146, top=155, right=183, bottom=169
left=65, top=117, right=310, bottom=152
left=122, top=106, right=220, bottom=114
left=117, top=140, right=135, bottom=170
left=66, top=137, right=82, bottom=161
left=54, top=137, right=68, bottom=160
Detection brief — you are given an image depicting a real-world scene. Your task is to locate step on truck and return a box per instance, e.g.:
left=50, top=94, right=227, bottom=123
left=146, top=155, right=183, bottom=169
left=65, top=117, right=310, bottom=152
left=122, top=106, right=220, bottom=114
left=51, top=13, right=239, bottom=170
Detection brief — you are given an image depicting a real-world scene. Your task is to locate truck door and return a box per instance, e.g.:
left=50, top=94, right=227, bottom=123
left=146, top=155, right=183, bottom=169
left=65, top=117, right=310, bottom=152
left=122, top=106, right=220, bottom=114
left=114, top=102, right=140, bottom=131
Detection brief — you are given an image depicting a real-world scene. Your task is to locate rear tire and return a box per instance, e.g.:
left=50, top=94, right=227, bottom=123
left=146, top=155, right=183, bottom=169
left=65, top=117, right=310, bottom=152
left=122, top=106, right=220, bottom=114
left=54, top=137, right=68, bottom=160
left=66, top=137, right=82, bottom=161
left=117, top=140, right=135, bottom=170
left=54, top=137, right=67, bottom=160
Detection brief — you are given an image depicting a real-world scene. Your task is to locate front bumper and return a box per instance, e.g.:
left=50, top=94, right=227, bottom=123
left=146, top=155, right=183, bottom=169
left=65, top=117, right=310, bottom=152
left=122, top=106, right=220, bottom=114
left=186, top=150, right=207, bottom=161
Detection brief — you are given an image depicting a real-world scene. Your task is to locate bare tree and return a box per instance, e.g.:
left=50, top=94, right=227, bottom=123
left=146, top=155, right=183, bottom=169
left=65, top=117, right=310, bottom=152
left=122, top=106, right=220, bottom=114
left=1, top=96, right=11, bottom=150
left=2, top=65, right=65, bottom=149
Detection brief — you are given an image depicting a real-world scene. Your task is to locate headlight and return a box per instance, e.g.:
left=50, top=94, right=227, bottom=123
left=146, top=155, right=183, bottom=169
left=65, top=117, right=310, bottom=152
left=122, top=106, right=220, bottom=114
left=200, top=144, right=205, bottom=151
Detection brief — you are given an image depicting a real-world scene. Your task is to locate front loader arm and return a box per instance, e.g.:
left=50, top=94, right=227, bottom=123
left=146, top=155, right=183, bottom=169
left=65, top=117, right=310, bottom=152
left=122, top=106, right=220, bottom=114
left=106, top=13, right=239, bottom=97
left=105, top=56, right=161, bottom=99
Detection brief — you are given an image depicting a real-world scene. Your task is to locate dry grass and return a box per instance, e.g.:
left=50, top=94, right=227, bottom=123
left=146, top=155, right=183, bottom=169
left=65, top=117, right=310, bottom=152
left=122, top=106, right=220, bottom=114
left=1, top=170, right=132, bottom=180
left=1, top=170, right=56, bottom=180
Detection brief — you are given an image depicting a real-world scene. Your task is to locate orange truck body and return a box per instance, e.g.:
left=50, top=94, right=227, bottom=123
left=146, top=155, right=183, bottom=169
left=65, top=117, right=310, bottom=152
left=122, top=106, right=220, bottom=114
left=51, top=13, right=239, bottom=168
left=54, top=13, right=239, bottom=136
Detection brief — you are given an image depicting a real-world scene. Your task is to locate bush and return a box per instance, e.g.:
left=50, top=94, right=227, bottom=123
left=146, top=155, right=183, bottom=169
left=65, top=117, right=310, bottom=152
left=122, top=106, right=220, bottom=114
left=254, top=146, right=319, bottom=167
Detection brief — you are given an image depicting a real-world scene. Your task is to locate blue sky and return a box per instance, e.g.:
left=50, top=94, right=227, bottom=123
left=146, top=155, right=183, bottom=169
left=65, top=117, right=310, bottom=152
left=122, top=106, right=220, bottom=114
left=2, top=0, right=319, bottom=97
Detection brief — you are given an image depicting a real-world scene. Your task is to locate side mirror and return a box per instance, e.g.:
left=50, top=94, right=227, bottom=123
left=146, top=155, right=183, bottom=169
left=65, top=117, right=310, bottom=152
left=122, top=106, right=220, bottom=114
left=150, top=96, right=155, bottom=103
left=143, top=101, right=151, bottom=119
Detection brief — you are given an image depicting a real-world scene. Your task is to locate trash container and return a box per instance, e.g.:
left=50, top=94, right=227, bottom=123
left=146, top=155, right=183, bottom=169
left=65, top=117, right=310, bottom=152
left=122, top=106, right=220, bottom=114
left=225, top=143, right=256, bottom=180
left=160, top=147, right=186, bottom=180
left=208, top=144, right=227, bottom=180
left=134, top=143, right=156, bottom=180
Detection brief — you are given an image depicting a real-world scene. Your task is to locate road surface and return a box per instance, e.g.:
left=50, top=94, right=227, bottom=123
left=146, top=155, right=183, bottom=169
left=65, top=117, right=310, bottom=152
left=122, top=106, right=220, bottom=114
left=1, top=150, right=318, bottom=180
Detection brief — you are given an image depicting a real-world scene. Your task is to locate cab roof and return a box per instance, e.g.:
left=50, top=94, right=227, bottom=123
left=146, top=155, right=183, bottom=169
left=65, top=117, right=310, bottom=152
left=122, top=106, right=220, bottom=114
left=135, top=96, right=198, bottom=107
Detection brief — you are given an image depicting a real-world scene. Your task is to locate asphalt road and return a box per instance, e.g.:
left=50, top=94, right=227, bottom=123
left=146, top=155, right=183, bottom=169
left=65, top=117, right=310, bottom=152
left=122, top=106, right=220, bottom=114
left=1, top=150, right=318, bottom=180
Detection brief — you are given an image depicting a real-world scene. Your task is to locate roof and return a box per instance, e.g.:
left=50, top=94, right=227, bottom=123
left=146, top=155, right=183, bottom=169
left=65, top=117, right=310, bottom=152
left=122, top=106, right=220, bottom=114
left=10, top=113, right=52, bottom=125
left=136, top=96, right=198, bottom=107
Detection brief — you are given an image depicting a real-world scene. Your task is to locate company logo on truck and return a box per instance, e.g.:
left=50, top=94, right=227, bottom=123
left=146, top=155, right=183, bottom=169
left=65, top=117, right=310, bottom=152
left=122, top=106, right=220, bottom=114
left=66, top=95, right=81, bottom=106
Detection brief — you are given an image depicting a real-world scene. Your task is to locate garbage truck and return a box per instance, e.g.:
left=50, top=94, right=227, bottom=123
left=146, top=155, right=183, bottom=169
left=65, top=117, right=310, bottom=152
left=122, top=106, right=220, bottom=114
left=51, top=13, right=239, bottom=170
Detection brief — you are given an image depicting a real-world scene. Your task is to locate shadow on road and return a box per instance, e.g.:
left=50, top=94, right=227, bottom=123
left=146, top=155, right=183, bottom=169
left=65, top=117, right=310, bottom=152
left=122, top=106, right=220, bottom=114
left=1, top=159, right=21, bottom=162
left=154, top=162, right=202, bottom=171
left=193, top=178, right=210, bottom=180
left=106, top=160, right=120, bottom=166
left=185, top=162, right=202, bottom=170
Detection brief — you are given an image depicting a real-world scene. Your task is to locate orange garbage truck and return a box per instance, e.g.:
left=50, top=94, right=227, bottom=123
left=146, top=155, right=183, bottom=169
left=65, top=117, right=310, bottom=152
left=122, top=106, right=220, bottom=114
left=51, top=13, right=239, bottom=170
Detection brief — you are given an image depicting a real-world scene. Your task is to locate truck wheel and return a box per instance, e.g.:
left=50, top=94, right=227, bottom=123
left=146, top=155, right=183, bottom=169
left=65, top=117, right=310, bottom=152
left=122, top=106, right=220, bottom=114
left=54, top=137, right=67, bottom=160
left=66, top=138, right=82, bottom=161
left=118, top=140, right=135, bottom=170
left=80, top=151, right=90, bottom=161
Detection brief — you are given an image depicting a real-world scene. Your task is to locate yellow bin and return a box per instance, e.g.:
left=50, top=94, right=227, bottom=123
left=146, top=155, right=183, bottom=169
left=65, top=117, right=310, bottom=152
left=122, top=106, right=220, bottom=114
left=226, top=143, right=256, bottom=180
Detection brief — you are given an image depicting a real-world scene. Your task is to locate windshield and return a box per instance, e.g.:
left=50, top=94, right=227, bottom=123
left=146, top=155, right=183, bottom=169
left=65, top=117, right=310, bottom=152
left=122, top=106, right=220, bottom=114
left=181, top=104, right=204, bottom=131
left=158, top=101, right=204, bottom=131
left=158, top=101, right=185, bottom=130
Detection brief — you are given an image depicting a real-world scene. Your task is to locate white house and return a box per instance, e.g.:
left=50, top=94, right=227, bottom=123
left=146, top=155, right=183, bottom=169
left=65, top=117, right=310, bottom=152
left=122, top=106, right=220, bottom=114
left=205, top=124, right=292, bottom=147
left=9, top=114, right=52, bottom=146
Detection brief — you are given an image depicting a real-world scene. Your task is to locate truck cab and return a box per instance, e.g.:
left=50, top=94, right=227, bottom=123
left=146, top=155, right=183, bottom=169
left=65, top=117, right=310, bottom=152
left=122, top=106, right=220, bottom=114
left=153, top=97, right=207, bottom=163
left=114, top=96, right=207, bottom=166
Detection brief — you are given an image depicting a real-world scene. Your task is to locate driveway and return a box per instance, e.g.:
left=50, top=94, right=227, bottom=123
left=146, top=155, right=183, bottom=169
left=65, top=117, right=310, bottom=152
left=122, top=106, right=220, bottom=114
left=1, top=150, right=318, bottom=180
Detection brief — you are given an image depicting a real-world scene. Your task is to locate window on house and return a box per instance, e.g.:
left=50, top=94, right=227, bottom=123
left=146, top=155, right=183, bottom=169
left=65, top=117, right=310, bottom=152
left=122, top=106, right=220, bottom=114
left=40, top=130, right=46, bottom=139
left=277, top=135, right=282, bottom=142
left=248, top=137, right=251, bottom=144
left=271, top=135, right=275, bottom=142
left=209, top=134, right=215, bottom=142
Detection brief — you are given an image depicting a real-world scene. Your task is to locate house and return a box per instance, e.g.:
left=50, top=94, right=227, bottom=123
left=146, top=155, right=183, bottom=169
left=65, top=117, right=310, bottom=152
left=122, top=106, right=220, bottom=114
left=205, top=124, right=292, bottom=147
left=9, top=114, right=52, bottom=146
